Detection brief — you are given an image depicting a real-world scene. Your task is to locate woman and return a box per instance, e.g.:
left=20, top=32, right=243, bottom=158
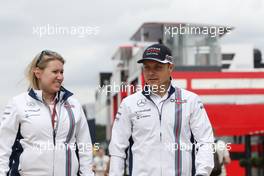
left=0, top=50, right=94, bottom=176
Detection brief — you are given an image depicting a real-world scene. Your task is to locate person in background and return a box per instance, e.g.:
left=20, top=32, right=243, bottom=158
left=103, top=160, right=110, bottom=176
left=215, top=139, right=231, bottom=176
left=93, top=147, right=110, bottom=176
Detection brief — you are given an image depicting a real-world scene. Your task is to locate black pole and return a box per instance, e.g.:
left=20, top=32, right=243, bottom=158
left=245, top=135, right=251, bottom=176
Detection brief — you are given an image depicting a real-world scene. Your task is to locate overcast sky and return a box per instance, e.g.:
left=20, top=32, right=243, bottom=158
left=0, top=0, right=263, bottom=112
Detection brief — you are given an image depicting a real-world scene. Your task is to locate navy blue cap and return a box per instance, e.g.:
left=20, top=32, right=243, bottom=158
left=137, top=44, right=173, bottom=64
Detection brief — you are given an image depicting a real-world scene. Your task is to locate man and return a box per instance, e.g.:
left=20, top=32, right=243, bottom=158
left=109, top=43, right=214, bottom=176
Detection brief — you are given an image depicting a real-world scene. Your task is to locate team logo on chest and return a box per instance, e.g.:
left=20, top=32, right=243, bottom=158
left=137, top=99, right=147, bottom=107
left=26, top=102, right=36, bottom=107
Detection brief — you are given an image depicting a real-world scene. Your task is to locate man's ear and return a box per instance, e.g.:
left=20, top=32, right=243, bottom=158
left=34, top=67, right=42, bottom=79
left=168, top=63, right=174, bottom=72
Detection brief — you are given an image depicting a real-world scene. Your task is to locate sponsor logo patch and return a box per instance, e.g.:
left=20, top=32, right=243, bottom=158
left=136, top=114, right=151, bottom=120
left=25, top=113, right=40, bottom=118
left=64, top=104, right=75, bottom=108
left=170, top=99, right=187, bottom=104
left=137, top=99, right=147, bottom=107
left=25, top=108, right=40, bottom=112
left=135, top=108, right=151, bottom=113
left=198, top=101, right=204, bottom=109
left=26, top=102, right=36, bottom=107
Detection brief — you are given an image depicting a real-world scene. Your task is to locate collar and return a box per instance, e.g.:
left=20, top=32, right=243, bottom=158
left=151, top=85, right=171, bottom=99
left=28, top=86, right=73, bottom=103
left=142, top=82, right=175, bottom=101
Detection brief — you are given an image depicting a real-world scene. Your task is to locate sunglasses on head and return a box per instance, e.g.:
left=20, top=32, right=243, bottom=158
left=36, top=50, right=54, bottom=66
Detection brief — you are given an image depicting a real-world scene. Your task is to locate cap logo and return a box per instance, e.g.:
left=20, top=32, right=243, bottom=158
left=165, top=55, right=173, bottom=62
left=146, top=47, right=161, bottom=56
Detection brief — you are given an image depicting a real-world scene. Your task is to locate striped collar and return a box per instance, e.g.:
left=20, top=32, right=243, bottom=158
left=28, top=86, right=73, bottom=103
left=142, top=83, right=175, bottom=101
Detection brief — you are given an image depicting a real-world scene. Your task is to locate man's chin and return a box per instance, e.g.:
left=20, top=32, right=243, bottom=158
left=147, top=81, right=159, bottom=86
left=147, top=83, right=162, bottom=90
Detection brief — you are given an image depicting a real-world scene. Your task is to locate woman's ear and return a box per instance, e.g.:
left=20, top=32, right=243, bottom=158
left=34, top=67, right=42, bottom=79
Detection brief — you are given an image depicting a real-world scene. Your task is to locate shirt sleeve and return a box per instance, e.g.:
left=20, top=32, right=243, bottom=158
left=0, top=98, right=20, bottom=176
left=109, top=100, right=132, bottom=176
left=189, top=95, right=214, bottom=176
left=75, top=103, right=94, bottom=176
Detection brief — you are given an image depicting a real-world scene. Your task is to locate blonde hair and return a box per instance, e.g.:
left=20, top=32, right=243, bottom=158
left=26, top=50, right=65, bottom=90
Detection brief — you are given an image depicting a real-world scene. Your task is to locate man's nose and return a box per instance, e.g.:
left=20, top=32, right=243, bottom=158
left=148, top=69, right=155, bottom=76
